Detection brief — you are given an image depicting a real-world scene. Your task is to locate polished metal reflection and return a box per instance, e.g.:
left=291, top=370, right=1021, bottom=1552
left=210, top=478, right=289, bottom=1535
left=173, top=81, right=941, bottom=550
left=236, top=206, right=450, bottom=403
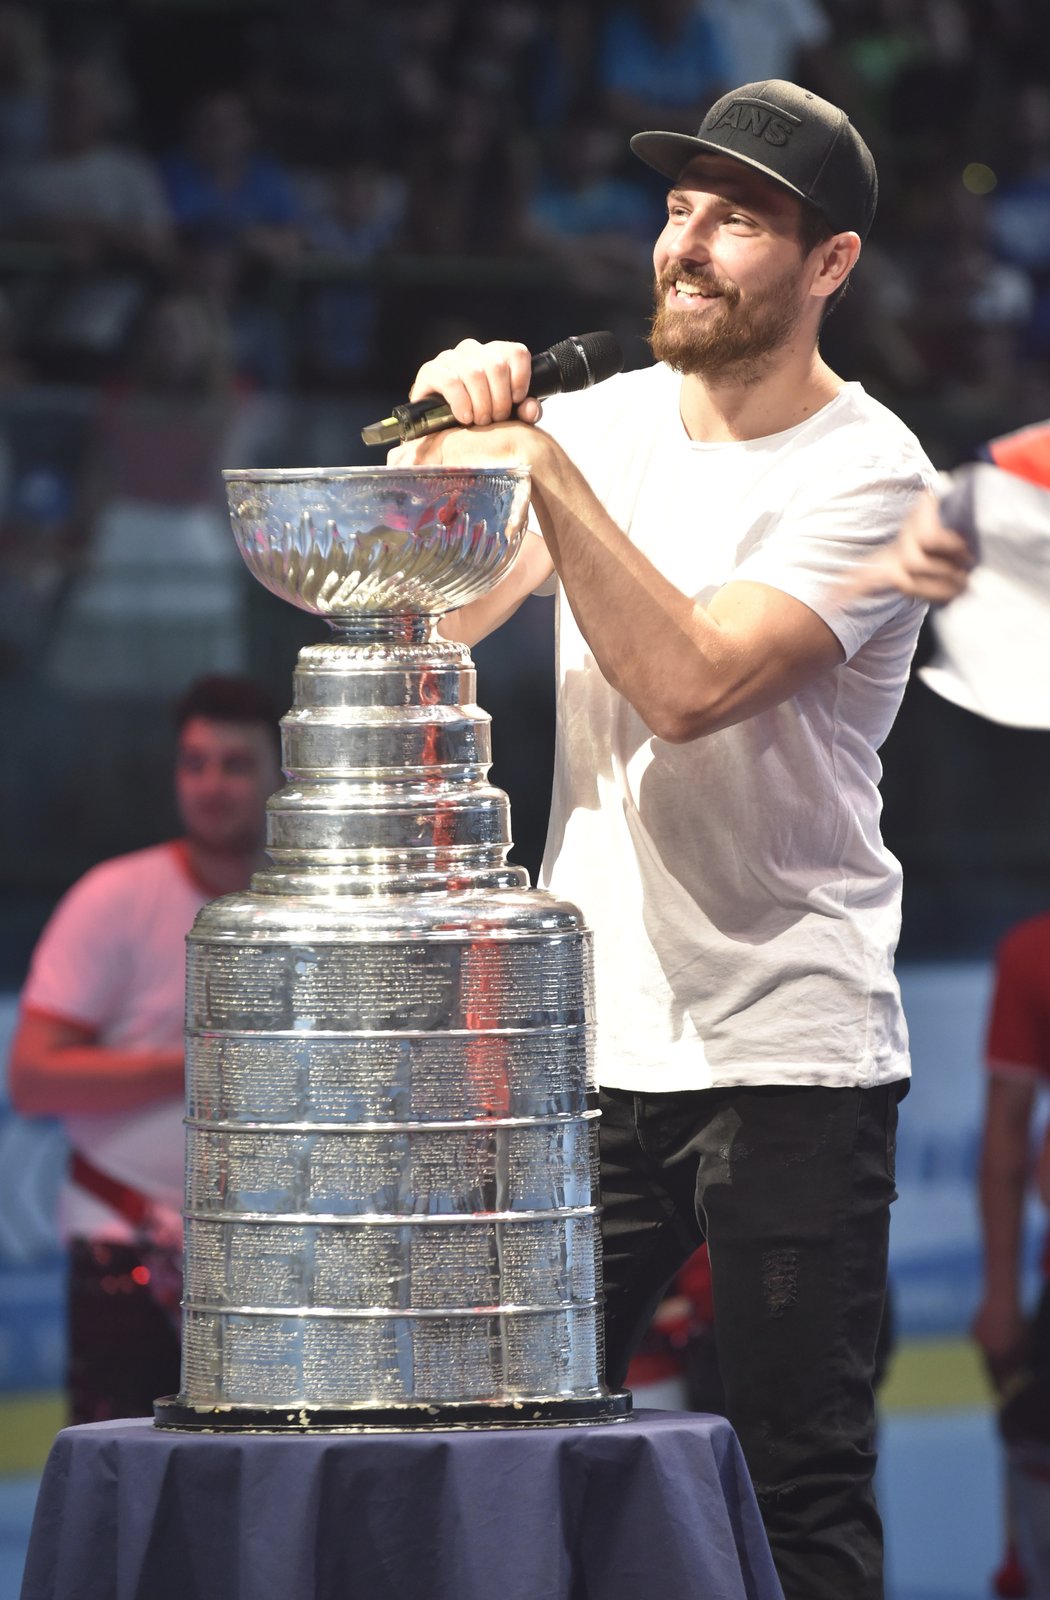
left=167, top=467, right=621, bottom=1424
left=224, top=465, right=531, bottom=619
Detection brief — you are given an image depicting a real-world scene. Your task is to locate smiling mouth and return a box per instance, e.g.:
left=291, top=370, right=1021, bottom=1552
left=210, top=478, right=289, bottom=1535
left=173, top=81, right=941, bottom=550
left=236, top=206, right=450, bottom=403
left=669, top=278, right=723, bottom=303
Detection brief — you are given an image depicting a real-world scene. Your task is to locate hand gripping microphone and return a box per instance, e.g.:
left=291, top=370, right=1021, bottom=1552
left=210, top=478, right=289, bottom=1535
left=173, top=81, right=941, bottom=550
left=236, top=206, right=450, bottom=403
left=360, top=331, right=623, bottom=446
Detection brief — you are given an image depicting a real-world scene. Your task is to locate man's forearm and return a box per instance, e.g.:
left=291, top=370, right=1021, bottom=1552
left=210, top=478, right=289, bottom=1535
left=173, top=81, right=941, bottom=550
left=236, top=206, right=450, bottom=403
left=978, top=1149, right=1028, bottom=1305
left=527, top=431, right=842, bottom=741
left=9, top=1040, right=184, bottom=1117
left=976, top=1076, right=1035, bottom=1306
left=527, top=433, right=735, bottom=739
left=438, top=531, right=553, bottom=648
left=394, top=416, right=843, bottom=739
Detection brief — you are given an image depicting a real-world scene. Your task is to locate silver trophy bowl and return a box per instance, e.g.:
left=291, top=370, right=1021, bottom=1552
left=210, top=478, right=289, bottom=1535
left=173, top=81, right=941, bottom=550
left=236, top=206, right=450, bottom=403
left=156, top=464, right=628, bottom=1431
left=224, top=465, right=532, bottom=622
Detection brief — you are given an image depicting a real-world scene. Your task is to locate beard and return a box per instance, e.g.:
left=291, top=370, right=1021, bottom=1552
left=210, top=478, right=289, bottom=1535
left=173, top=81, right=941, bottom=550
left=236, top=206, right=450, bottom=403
left=649, top=262, right=806, bottom=382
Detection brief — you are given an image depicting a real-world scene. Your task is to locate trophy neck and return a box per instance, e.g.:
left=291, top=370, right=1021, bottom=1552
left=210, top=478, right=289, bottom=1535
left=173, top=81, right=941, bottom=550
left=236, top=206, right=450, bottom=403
left=253, top=635, right=530, bottom=897
left=326, top=614, right=439, bottom=647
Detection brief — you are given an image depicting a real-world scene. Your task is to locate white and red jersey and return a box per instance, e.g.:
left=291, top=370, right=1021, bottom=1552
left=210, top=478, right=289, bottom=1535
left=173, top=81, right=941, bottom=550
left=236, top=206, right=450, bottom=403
left=20, top=840, right=211, bottom=1241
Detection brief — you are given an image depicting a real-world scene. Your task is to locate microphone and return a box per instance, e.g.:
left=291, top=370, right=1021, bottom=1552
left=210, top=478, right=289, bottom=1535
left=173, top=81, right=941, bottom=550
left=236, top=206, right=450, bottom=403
left=360, top=331, right=623, bottom=446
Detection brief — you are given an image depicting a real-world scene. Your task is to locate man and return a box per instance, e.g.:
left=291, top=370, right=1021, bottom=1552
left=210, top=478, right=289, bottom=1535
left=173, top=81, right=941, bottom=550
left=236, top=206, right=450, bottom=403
left=979, top=915, right=1050, bottom=1393
left=389, top=80, right=935, bottom=1600
left=861, top=423, right=1050, bottom=1599
left=8, top=674, right=282, bottom=1423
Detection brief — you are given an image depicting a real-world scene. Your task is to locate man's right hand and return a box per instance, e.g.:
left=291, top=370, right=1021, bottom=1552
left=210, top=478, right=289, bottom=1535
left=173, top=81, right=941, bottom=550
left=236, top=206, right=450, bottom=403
left=971, top=1293, right=1030, bottom=1390
left=407, top=338, right=544, bottom=430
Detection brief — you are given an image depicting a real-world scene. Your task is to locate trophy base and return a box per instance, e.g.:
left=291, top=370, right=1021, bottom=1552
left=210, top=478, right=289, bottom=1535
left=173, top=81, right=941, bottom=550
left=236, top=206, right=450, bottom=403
left=153, top=1391, right=633, bottom=1433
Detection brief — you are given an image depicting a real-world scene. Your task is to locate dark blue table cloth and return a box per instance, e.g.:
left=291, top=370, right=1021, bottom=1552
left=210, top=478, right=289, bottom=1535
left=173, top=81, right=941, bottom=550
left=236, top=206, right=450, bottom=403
left=20, top=1409, right=784, bottom=1600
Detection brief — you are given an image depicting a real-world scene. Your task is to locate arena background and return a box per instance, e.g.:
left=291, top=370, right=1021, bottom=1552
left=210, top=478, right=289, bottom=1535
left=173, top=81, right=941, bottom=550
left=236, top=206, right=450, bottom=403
left=3, top=3, right=1050, bottom=1595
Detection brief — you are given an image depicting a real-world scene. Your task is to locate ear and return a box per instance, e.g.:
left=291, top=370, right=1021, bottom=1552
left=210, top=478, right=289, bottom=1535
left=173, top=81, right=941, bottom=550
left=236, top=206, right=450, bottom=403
left=810, top=231, right=862, bottom=302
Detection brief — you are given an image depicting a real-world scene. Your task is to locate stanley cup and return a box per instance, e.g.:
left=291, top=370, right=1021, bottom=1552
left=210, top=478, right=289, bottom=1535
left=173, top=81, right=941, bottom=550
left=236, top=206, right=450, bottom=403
left=154, top=465, right=630, bottom=1429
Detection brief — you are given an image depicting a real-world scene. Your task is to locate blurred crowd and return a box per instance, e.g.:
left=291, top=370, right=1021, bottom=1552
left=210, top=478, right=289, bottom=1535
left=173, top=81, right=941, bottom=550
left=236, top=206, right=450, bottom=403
left=0, top=0, right=1046, bottom=416
left=2, top=0, right=1050, bottom=942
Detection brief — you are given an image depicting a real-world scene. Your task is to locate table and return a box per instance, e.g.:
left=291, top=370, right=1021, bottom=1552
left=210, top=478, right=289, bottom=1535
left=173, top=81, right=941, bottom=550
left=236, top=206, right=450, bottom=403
left=19, top=1410, right=784, bottom=1600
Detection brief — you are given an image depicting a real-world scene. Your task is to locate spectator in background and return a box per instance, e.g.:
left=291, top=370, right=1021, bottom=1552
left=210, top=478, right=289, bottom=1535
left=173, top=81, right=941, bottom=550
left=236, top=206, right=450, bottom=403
left=843, top=423, right=1050, bottom=1593
left=520, top=110, right=658, bottom=263
left=0, top=56, right=172, bottom=377
left=510, top=0, right=600, bottom=131
left=389, top=3, right=596, bottom=270
left=0, top=53, right=166, bottom=248
left=47, top=286, right=262, bottom=703
left=0, top=285, right=71, bottom=674
left=986, top=82, right=1050, bottom=361
left=381, top=0, right=596, bottom=151
left=40, top=285, right=274, bottom=860
left=385, top=0, right=469, bottom=148
left=920, top=183, right=1041, bottom=458
left=455, top=2, right=545, bottom=100
left=0, top=3, right=49, bottom=169
left=174, top=218, right=293, bottom=390
left=974, top=915, right=1050, bottom=1600
left=878, top=170, right=1042, bottom=459
left=242, top=0, right=397, bottom=167
left=454, top=1, right=577, bottom=130
left=296, top=159, right=406, bottom=387
left=159, top=89, right=301, bottom=272
left=516, top=110, right=657, bottom=345
left=7, top=674, right=282, bottom=1423
left=595, top=0, right=731, bottom=138
left=402, top=83, right=531, bottom=258
left=706, top=0, right=836, bottom=89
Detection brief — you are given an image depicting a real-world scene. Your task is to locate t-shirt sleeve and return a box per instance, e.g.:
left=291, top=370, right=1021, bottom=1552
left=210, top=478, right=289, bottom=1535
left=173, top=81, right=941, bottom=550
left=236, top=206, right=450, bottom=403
left=731, top=459, right=932, bottom=659
left=985, top=921, right=1050, bottom=1082
left=21, top=865, right=130, bottom=1031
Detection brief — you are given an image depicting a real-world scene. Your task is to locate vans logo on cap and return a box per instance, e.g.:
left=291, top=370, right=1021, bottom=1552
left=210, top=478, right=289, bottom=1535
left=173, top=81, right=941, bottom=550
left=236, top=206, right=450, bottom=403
left=710, top=99, right=801, bottom=148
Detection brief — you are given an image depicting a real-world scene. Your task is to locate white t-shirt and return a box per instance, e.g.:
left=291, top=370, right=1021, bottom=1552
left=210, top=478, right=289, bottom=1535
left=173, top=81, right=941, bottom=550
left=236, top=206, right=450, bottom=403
left=535, top=363, right=934, bottom=1092
left=21, top=841, right=208, bottom=1240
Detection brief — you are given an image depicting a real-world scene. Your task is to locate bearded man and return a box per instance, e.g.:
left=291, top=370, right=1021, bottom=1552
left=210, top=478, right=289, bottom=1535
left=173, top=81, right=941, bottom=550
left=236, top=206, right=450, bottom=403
left=388, top=81, right=933, bottom=1600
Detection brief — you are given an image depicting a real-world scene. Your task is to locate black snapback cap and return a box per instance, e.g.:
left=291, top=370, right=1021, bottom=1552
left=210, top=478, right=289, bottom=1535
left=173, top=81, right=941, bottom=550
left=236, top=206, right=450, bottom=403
left=630, top=79, right=878, bottom=241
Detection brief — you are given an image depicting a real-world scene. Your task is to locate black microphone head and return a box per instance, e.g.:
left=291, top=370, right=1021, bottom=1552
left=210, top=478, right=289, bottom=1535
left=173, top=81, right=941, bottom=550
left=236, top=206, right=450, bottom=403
left=543, top=331, right=623, bottom=394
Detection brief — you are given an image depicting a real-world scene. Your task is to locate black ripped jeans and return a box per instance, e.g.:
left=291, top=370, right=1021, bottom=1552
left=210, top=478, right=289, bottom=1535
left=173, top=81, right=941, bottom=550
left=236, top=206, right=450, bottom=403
left=599, top=1081, right=902, bottom=1600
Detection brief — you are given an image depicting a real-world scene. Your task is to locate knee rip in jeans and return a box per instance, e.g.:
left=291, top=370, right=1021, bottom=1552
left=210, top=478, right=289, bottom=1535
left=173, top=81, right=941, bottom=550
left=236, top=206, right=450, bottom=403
left=761, top=1248, right=799, bottom=1316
